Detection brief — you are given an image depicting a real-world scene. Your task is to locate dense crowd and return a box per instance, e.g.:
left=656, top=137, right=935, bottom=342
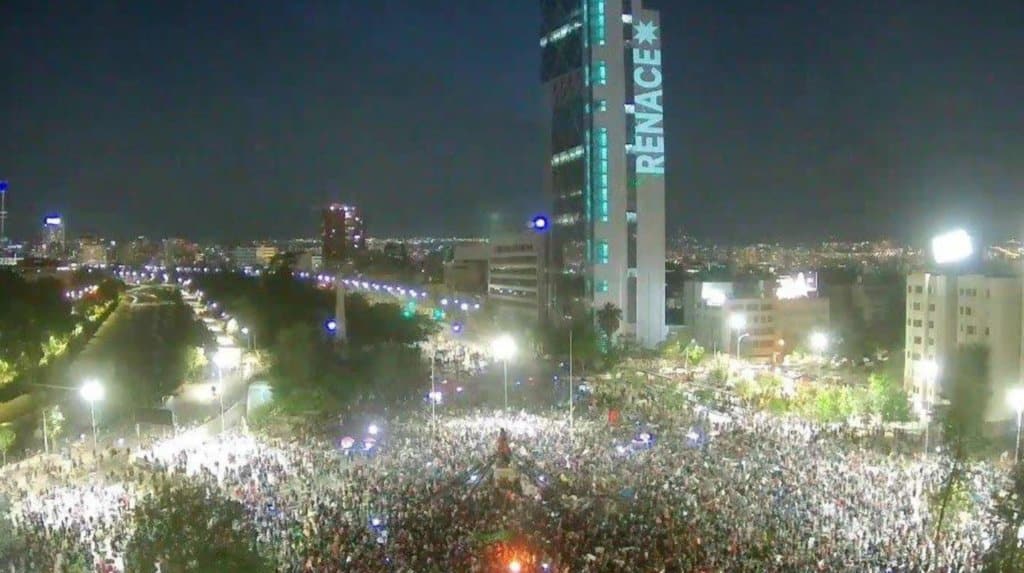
left=2, top=392, right=1010, bottom=573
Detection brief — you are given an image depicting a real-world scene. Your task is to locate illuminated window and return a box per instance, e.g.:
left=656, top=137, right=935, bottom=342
left=596, top=241, right=610, bottom=264
left=588, top=0, right=606, bottom=46
left=596, top=280, right=609, bottom=293
left=595, top=99, right=608, bottom=112
left=593, top=61, right=607, bottom=85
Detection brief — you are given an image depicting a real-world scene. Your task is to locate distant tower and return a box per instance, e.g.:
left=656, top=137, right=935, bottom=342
left=0, top=181, right=8, bottom=246
left=321, top=203, right=366, bottom=271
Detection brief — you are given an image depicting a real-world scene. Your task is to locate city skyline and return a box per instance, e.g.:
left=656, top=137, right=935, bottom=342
left=3, top=1, right=1024, bottom=243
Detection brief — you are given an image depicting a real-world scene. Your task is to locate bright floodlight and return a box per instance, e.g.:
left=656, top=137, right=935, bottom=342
left=491, top=335, right=517, bottom=361
left=368, top=424, right=379, bottom=436
left=728, top=313, right=746, bottom=331
left=460, top=302, right=470, bottom=311
left=1009, top=387, right=1024, bottom=414
left=80, top=379, right=105, bottom=403
left=241, top=327, right=249, bottom=335
left=213, top=348, right=236, bottom=369
left=932, top=229, right=973, bottom=264
left=810, top=331, right=829, bottom=353
left=921, top=360, right=940, bottom=381
left=509, top=560, right=522, bottom=573
left=325, top=319, right=338, bottom=333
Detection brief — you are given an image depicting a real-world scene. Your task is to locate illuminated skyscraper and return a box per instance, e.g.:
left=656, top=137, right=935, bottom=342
left=41, top=214, right=66, bottom=258
left=541, top=0, right=666, bottom=346
left=322, top=203, right=366, bottom=269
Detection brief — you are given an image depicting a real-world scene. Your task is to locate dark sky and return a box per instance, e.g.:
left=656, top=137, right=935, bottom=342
left=2, top=1, right=1023, bottom=244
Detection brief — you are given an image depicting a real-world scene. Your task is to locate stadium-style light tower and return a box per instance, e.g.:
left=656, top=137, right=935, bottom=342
left=491, top=335, right=517, bottom=411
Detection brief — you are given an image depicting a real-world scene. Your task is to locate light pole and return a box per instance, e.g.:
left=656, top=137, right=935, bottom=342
left=429, top=352, right=438, bottom=429
left=79, top=379, right=104, bottom=452
left=921, top=360, right=939, bottom=457
left=729, top=313, right=747, bottom=358
left=491, top=335, right=517, bottom=411
left=241, top=327, right=253, bottom=350
left=810, top=331, right=829, bottom=376
left=569, top=328, right=574, bottom=433
left=211, top=383, right=225, bottom=433
left=1009, top=387, right=1024, bottom=464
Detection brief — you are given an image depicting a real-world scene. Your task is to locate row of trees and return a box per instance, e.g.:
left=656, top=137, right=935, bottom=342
left=733, top=371, right=911, bottom=424
left=193, top=269, right=437, bottom=425
left=0, top=271, right=122, bottom=389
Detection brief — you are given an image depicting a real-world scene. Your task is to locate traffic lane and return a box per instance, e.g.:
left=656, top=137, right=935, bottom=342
left=167, top=368, right=251, bottom=426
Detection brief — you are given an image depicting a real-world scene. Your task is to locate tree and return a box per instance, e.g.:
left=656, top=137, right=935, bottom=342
left=867, top=372, right=911, bottom=422
left=982, top=465, right=1024, bottom=571
left=0, top=426, right=14, bottom=465
left=684, top=341, right=707, bottom=368
left=125, top=483, right=271, bottom=573
left=184, top=346, right=209, bottom=383
left=44, top=405, right=65, bottom=445
left=596, top=303, right=622, bottom=344
left=934, top=344, right=991, bottom=537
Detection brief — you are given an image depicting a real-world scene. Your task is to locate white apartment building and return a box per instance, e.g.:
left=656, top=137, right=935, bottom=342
left=904, top=272, right=1022, bottom=421
left=689, top=279, right=830, bottom=362
left=488, top=233, right=545, bottom=325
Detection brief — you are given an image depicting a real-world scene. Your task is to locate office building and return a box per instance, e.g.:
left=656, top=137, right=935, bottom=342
left=77, top=236, right=107, bottom=267
left=904, top=272, right=1022, bottom=421
left=232, top=244, right=278, bottom=269
left=444, top=243, right=489, bottom=295
left=322, top=203, right=366, bottom=270
left=541, top=0, right=666, bottom=346
left=40, top=214, right=66, bottom=259
left=489, top=233, right=545, bottom=324
left=688, top=275, right=830, bottom=361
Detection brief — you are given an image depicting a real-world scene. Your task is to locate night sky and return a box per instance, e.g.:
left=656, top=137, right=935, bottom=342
left=2, top=1, right=1023, bottom=244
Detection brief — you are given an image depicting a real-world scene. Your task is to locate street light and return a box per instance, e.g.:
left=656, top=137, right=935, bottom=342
left=241, top=326, right=253, bottom=350
left=1009, top=387, right=1024, bottom=464
left=920, top=360, right=939, bottom=457
left=491, top=335, right=517, bottom=410
left=810, top=331, right=829, bottom=353
left=211, top=383, right=225, bottom=433
left=931, top=229, right=973, bottom=265
left=79, top=379, right=104, bottom=451
left=728, top=314, right=747, bottom=358
left=368, top=424, right=380, bottom=436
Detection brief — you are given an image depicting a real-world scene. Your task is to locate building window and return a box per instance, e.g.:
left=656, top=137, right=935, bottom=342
left=912, top=353, right=921, bottom=360
left=966, top=326, right=976, bottom=335
left=907, top=286, right=912, bottom=293
left=928, top=304, right=935, bottom=311
left=912, top=320, right=922, bottom=327
left=593, top=61, right=607, bottom=85
left=596, top=241, right=609, bottom=264
left=927, top=338, right=934, bottom=346
left=928, top=321, right=934, bottom=328
left=914, top=286, right=923, bottom=293
left=965, top=307, right=972, bottom=316
left=596, top=280, right=609, bottom=293
left=985, top=327, right=990, bottom=336
left=906, top=318, right=912, bottom=326
left=959, top=306, right=963, bottom=315
left=913, top=336, right=922, bottom=344
left=595, top=99, right=608, bottom=112
left=588, top=0, right=606, bottom=46
left=594, top=128, right=609, bottom=222
left=912, top=302, right=921, bottom=311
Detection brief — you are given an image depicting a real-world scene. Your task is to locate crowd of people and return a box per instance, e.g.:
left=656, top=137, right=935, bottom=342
left=0, top=322, right=1013, bottom=572
left=2, top=388, right=1011, bottom=572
